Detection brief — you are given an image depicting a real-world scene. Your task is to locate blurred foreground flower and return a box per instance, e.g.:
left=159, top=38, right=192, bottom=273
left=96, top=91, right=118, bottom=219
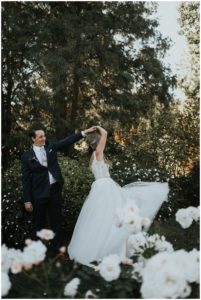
left=36, top=229, right=55, bottom=240
left=175, top=206, right=200, bottom=229
left=127, top=232, right=173, bottom=257
left=114, top=199, right=151, bottom=234
left=97, top=254, right=121, bottom=282
left=64, top=278, right=80, bottom=297
left=59, top=246, right=67, bottom=253
left=1, top=272, right=11, bottom=297
left=140, top=249, right=200, bottom=298
left=23, top=240, right=47, bottom=265
left=85, top=290, right=97, bottom=298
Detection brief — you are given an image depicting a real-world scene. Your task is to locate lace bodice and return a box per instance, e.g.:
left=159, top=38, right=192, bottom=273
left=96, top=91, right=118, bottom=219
left=91, top=152, right=110, bottom=180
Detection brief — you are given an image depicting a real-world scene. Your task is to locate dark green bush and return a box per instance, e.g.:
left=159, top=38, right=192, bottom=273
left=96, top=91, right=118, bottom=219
left=1, top=154, right=93, bottom=248
left=1, top=151, right=199, bottom=249
left=2, top=152, right=199, bottom=299
left=6, top=258, right=141, bottom=299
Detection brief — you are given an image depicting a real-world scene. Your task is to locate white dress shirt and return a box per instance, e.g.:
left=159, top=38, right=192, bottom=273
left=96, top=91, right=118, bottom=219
left=33, top=145, right=57, bottom=185
left=81, top=131, right=86, bottom=137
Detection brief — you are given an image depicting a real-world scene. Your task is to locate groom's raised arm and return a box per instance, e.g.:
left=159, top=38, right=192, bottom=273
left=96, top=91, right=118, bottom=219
left=53, top=127, right=97, bottom=151
left=52, top=132, right=84, bottom=151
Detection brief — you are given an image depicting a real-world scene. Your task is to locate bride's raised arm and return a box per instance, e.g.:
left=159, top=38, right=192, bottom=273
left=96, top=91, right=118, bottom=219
left=95, top=126, right=107, bottom=160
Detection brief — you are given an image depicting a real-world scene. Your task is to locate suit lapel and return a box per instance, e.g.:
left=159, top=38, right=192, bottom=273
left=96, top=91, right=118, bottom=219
left=29, top=143, right=50, bottom=166
left=28, top=148, right=40, bottom=163
left=44, top=143, right=49, bottom=160
left=45, top=141, right=53, bottom=161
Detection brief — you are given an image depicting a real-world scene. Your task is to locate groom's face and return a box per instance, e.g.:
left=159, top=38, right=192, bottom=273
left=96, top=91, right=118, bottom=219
left=33, top=130, right=46, bottom=147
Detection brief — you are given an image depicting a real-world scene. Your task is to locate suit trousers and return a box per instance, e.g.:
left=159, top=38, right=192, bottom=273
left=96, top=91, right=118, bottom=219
left=32, top=182, right=63, bottom=252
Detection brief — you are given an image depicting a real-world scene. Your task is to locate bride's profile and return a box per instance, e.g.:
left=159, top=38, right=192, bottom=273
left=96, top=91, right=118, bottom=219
left=68, top=126, right=169, bottom=266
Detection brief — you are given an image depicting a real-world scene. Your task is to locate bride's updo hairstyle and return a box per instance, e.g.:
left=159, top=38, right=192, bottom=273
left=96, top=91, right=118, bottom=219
left=86, top=131, right=101, bottom=151
left=86, top=130, right=112, bottom=168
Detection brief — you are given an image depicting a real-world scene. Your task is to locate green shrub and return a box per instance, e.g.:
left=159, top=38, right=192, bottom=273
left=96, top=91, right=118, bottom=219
left=1, top=151, right=199, bottom=249
left=6, top=259, right=141, bottom=299
left=4, top=218, right=200, bottom=299
left=2, top=162, right=31, bottom=249
left=1, top=155, right=93, bottom=248
left=2, top=152, right=199, bottom=299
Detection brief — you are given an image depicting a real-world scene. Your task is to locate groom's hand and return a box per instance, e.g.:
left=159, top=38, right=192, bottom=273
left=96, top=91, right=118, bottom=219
left=24, top=202, right=33, bottom=212
left=84, top=126, right=97, bottom=134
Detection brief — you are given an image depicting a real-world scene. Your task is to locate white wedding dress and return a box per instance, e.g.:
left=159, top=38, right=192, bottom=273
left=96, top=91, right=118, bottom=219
left=68, top=152, right=169, bottom=266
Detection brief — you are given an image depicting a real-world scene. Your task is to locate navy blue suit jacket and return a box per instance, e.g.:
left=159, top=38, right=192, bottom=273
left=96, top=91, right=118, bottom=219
left=21, top=133, right=83, bottom=203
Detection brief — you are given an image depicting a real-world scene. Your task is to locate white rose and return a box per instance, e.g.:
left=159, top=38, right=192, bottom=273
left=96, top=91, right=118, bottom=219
left=173, top=249, right=200, bottom=284
left=123, top=212, right=142, bottom=233
left=140, top=249, right=199, bottom=299
left=141, top=217, right=151, bottom=231
left=189, top=249, right=200, bottom=283
left=98, top=254, right=121, bottom=282
left=85, top=290, right=97, bottom=298
left=175, top=209, right=193, bottom=228
left=1, top=272, right=11, bottom=297
left=64, top=278, right=80, bottom=297
left=141, top=252, right=190, bottom=298
left=186, top=206, right=200, bottom=222
left=59, top=246, right=66, bottom=253
left=23, top=240, right=47, bottom=265
left=1, top=244, right=12, bottom=272
left=127, top=232, right=147, bottom=255
left=1, top=245, right=24, bottom=274
left=124, top=200, right=139, bottom=214
left=141, top=264, right=190, bottom=298
left=154, top=240, right=174, bottom=253
left=36, top=229, right=55, bottom=240
left=11, top=262, right=23, bottom=274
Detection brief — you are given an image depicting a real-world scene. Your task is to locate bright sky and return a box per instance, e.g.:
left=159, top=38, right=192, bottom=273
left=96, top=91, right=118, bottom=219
left=155, top=1, right=189, bottom=101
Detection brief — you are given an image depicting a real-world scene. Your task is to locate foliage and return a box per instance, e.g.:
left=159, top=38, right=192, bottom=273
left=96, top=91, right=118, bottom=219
left=177, top=1, right=200, bottom=171
left=2, top=1, right=175, bottom=168
left=1, top=155, right=93, bottom=248
left=4, top=217, right=199, bottom=299
left=1, top=3, right=199, bottom=298
left=2, top=150, right=199, bottom=248
left=5, top=258, right=141, bottom=299
left=2, top=162, right=32, bottom=249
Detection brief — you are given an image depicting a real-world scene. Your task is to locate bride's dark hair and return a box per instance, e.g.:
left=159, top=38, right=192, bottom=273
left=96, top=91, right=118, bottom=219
left=86, top=131, right=101, bottom=161
left=86, top=131, right=112, bottom=168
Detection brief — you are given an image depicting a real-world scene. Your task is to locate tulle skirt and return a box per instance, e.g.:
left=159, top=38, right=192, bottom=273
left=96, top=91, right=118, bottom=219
left=68, top=177, right=169, bottom=266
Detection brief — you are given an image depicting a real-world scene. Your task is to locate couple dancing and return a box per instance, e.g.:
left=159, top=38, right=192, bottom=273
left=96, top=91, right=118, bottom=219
left=21, top=125, right=169, bottom=265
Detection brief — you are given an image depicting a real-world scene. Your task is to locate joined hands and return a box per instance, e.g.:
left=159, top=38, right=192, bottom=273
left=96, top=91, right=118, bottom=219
left=84, top=126, right=107, bottom=135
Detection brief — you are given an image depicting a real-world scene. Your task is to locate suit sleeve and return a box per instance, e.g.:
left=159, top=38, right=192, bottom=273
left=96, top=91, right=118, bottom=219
left=21, top=156, right=32, bottom=203
left=53, top=133, right=84, bottom=151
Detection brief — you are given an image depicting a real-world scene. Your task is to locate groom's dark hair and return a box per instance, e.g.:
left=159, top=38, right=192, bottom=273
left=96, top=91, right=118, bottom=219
left=29, top=125, right=45, bottom=139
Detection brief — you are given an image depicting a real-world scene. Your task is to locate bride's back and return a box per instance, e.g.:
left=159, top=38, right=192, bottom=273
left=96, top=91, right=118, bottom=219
left=90, top=152, right=110, bottom=180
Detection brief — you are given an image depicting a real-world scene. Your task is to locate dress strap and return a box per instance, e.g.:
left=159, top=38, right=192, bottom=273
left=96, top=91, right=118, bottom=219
left=93, top=151, right=97, bottom=160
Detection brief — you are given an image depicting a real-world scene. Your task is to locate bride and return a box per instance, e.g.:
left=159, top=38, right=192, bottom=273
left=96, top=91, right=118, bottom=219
left=68, top=126, right=169, bottom=266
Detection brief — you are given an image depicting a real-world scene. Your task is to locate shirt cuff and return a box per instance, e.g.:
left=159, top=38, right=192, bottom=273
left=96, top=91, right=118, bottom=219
left=81, top=130, right=86, bottom=137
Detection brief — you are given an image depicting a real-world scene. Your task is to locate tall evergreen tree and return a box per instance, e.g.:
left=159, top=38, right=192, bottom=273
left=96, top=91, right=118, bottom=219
left=2, top=1, right=176, bottom=167
left=2, top=2, right=45, bottom=167
left=178, top=1, right=200, bottom=168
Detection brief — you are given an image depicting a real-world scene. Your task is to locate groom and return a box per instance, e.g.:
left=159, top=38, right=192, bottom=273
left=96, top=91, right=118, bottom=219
left=21, top=126, right=96, bottom=254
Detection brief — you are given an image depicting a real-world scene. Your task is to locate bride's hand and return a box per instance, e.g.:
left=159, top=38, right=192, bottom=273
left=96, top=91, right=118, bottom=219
left=96, top=126, right=107, bottom=135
